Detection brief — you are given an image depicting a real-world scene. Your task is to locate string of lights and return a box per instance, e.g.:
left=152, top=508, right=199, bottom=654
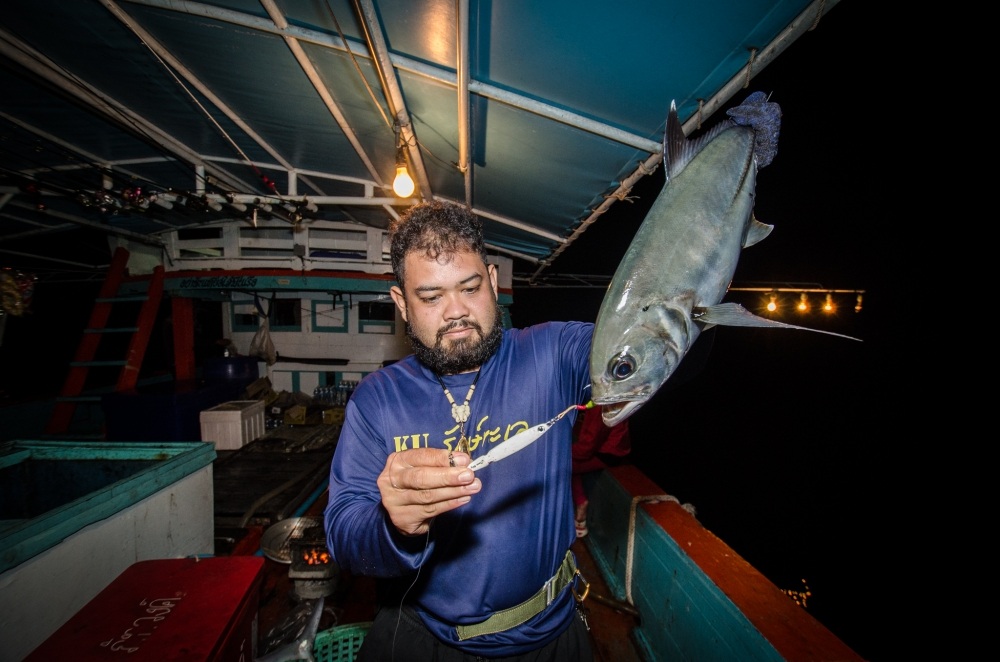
left=728, top=286, right=865, bottom=315
left=510, top=274, right=865, bottom=321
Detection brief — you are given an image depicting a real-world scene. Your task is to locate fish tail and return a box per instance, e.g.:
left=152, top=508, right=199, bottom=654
left=726, top=91, right=781, bottom=167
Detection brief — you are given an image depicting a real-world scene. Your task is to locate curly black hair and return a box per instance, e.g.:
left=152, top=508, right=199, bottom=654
left=389, top=200, right=487, bottom=287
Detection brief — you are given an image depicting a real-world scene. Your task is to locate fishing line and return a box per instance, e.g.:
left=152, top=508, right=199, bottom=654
left=105, top=2, right=268, bottom=192
left=319, top=1, right=460, bottom=178
left=391, top=525, right=432, bottom=661
left=385, top=400, right=593, bottom=657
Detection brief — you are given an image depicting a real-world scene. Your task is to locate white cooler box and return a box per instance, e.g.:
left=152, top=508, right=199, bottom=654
left=200, top=400, right=265, bottom=450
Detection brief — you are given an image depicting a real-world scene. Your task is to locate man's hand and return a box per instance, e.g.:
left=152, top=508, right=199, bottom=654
left=378, top=448, right=481, bottom=536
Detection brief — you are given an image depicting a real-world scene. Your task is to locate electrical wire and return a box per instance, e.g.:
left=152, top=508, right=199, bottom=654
left=323, top=0, right=461, bottom=177
left=103, top=1, right=278, bottom=197
left=322, top=1, right=391, bottom=130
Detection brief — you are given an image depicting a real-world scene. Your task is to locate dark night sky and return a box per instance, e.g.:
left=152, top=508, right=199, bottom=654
left=512, top=4, right=899, bottom=661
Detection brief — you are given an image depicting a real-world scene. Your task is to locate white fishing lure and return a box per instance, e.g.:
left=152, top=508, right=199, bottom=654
left=467, top=403, right=588, bottom=472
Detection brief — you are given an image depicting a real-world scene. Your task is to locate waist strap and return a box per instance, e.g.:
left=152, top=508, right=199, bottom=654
left=456, top=549, right=580, bottom=641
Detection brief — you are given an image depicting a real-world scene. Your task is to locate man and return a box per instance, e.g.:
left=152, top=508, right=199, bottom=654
left=324, top=200, right=594, bottom=660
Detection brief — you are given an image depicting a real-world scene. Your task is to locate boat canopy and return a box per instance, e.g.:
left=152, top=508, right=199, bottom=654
left=0, top=0, right=840, bottom=282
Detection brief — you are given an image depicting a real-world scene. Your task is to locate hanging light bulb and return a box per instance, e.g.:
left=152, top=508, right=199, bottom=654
left=797, top=292, right=809, bottom=312
left=823, top=292, right=835, bottom=313
left=393, top=148, right=415, bottom=197
left=766, top=292, right=778, bottom=313
left=855, top=293, right=863, bottom=313
left=392, top=121, right=415, bottom=198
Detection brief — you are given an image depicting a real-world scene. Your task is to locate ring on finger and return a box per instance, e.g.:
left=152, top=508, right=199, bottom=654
left=388, top=453, right=402, bottom=490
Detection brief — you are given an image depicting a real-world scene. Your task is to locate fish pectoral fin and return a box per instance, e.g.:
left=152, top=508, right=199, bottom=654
left=695, top=302, right=862, bottom=341
left=743, top=215, right=773, bottom=248
left=694, top=302, right=771, bottom=326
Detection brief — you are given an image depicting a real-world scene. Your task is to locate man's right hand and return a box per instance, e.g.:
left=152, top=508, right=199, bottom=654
left=378, top=448, right=481, bottom=536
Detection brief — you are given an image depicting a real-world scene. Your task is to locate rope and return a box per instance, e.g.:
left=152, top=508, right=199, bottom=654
left=636, top=160, right=658, bottom=176
left=809, top=0, right=827, bottom=31
left=624, top=494, right=697, bottom=605
left=604, top=188, right=637, bottom=203
left=744, top=47, right=758, bottom=88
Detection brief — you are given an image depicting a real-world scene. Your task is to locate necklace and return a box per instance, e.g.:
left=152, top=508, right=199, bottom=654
left=436, top=368, right=482, bottom=454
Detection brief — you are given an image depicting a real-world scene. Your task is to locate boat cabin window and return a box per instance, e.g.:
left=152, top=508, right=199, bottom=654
left=358, top=301, right=396, bottom=335
left=231, top=298, right=302, bottom=332
left=312, top=300, right=349, bottom=332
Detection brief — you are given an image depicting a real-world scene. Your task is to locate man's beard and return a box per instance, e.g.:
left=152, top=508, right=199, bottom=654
left=407, top=302, right=504, bottom=375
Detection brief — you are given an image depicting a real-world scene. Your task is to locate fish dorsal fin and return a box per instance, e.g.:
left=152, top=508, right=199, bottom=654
left=693, top=302, right=862, bottom=341
left=664, top=100, right=737, bottom=181
left=743, top=215, right=773, bottom=248
left=663, top=101, right=687, bottom=181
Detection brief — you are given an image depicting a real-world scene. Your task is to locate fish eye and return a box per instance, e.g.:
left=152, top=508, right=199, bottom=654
left=608, top=354, right=636, bottom=381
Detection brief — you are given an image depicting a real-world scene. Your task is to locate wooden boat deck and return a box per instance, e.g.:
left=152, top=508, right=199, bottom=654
left=214, top=422, right=645, bottom=660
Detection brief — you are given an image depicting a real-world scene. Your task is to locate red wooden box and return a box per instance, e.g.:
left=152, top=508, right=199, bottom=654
left=25, top=556, right=265, bottom=661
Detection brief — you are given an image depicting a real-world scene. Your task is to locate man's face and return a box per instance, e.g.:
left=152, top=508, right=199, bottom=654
left=389, top=249, right=502, bottom=375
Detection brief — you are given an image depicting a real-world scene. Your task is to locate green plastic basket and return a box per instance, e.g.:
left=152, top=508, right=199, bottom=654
left=312, top=622, right=372, bottom=662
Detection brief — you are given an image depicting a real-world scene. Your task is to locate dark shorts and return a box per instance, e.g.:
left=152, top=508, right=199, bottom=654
left=357, top=604, right=594, bottom=662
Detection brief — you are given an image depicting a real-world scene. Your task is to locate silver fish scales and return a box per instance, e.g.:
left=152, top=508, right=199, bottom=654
left=590, top=92, right=859, bottom=427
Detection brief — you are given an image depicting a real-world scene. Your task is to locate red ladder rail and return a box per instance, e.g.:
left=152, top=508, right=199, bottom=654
left=44, top=247, right=164, bottom=436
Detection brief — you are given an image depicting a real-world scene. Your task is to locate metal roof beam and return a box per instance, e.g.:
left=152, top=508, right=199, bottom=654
left=0, top=247, right=108, bottom=270
left=529, top=0, right=843, bottom=281
left=452, top=200, right=565, bottom=244
left=354, top=0, right=432, bottom=200
left=530, top=152, right=662, bottom=281
left=224, top=194, right=414, bottom=207
left=123, top=0, right=663, bottom=154
left=258, top=0, right=386, bottom=194
left=125, top=0, right=836, bottom=158
left=3, top=200, right=167, bottom=248
left=102, top=0, right=292, bottom=173
left=0, top=215, right=77, bottom=241
left=681, top=0, right=842, bottom=131
left=457, top=0, right=472, bottom=207
left=0, top=111, right=163, bottom=189
left=0, top=28, right=257, bottom=194
left=101, top=0, right=331, bottom=198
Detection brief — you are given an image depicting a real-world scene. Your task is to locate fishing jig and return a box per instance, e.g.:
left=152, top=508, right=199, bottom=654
left=467, top=401, right=593, bottom=471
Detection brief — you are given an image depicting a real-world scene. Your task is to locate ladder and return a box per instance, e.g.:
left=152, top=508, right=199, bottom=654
left=44, top=247, right=165, bottom=436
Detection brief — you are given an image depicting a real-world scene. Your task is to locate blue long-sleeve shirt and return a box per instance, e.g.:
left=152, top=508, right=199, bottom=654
left=324, top=322, right=593, bottom=656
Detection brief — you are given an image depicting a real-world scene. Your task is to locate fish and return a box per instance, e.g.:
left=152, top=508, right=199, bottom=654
left=589, top=91, right=860, bottom=427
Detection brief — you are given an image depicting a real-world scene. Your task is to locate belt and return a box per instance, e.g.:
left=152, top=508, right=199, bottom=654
left=456, top=549, right=589, bottom=641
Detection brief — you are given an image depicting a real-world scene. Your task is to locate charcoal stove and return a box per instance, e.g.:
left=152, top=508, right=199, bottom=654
left=287, top=524, right=339, bottom=600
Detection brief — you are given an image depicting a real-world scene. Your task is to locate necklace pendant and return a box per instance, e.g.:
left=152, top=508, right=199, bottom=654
left=452, top=403, right=471, bottom=424
left=457, top=433, right=470, bottom=454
